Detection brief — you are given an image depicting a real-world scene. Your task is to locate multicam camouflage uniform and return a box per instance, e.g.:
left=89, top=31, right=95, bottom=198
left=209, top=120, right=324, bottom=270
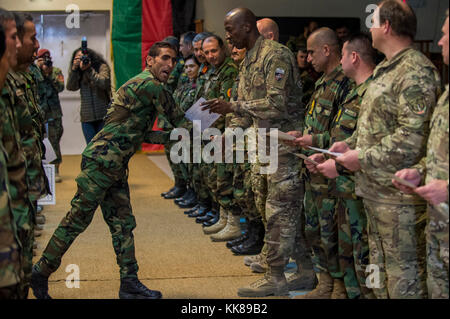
left=413, top=85, right=449, bottom=299
left=232, top=36, right=310, bottom=271
left=0, top=96, right=23, bottom=298
left=302, top=65, right=352, bottom=278
left=1, top=85, right=34, bottom=298
left=34, top=69, right=178, bottom=279
left=37, top=66, right=65, bottom=165
left=328, top=77, right=374, bottom=299
left=349, top=48, right=441, bottom=299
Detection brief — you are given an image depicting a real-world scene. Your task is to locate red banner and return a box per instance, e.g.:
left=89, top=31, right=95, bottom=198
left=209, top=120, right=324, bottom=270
left=141, top=0, right=174, bottom=152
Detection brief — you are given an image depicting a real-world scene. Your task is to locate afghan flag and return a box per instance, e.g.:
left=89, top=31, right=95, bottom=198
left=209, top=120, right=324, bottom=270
left=112, top=0, right=196, bottom=152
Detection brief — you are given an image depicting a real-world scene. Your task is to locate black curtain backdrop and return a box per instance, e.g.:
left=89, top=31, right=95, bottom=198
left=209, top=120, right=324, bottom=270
left=171, top=0, right=196, bottom=38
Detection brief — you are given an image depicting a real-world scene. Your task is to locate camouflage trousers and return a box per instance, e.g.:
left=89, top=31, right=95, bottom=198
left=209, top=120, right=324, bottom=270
left=252, top=155, right=311, bottom=268
left=233, top=162, right=258, bottom=220
left=204, top=162, right=218, bottom=204
left=191, top=162, right=210, bottom=207
left=217, top=162, right=241, bottom=214
left=363, top=199, right=427, bottom=299
left=0, top=284, right=23, bottom=299
left=251, top=162, right=268, bottom=224
left=336, top=197, right=375, bottom=299
left=426, top=204, right=449, bottom=299
left=35, top=156, right=139, bottom=279
left=11, top=199, right=35, bottom=298
left=47, top=118, right=64, bottom=165
left=304, top=175, right=339, bottom=277
left=164, top=142, right=187, bottom=188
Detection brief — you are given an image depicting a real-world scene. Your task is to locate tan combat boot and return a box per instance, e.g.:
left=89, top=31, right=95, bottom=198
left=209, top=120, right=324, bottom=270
left=286, top=269, right=318, bottom=290
left=293, top=271, right=334, bottom=299
left=250, top=253, right=268, bottom=273
left=55, top=164, right=62, bottom=183
left=331, top=278, right=348, bottom=299
left=203, top=208, right=228, bottom=235
left=210, top=213, right=242, bottom=242
left=36, top=214, right=46, bottom=225
left=244, top=243, right=267, bottom=266
left=237, top=266, right=289, bottom=297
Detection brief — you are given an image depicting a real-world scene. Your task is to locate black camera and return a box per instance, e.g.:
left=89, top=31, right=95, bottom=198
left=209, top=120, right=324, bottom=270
left=43, top=55, right=53, bottom=67
left=81, top=37, right=90, bottom=65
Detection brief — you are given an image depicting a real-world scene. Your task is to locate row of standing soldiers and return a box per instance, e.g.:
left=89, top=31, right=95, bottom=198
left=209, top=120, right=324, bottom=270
left=0, top=11, right=63, bottom=298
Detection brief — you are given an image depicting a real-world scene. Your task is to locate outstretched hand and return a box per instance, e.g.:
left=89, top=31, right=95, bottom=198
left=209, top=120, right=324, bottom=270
left=201, top=99, right=233, bottom=115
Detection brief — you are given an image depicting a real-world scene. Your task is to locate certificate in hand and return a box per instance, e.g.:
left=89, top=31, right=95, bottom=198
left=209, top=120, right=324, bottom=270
left=265, top=131, right=297, bottom=141
left=184, top=98, right=221, bottom=131
left=307, top=146, right=342, bottom=157
left=392, top=176, right=418, bottom=189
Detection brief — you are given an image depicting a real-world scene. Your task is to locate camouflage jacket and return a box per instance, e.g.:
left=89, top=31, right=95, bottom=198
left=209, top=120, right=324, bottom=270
left=232, top=36, right=305, bottom=133
left=0, top=86, right=33, bottom=241
left=412, top=85, right=449, bottom=213
left=193, top=63, right=212, bottom=101
left=0, top=97, right=22, bottom=288
left=302, top=65, right=353, bottom=152
left=299, top=67, right=318, bottom=106
left=83, top=69, right=178, bottom=169
left=203, top=57, right=238, bottom=131
left=6, top=71, right=49, bottom=202
left=38, top=66, right=65, bottom=120
left=167, top=57, right=188, bottom=93
left=354, top=48, right=441, bottom=204
left=329, top=76, right=372, bottom=199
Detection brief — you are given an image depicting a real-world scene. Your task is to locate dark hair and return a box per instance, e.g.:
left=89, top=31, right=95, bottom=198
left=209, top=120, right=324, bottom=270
left=192, top=32, right=213, bottom=45
left=202, top=34, right=224, bottom=49
left=0, top=8, right=15, bottom=27
left=181, top=31, right=196, bottom=46
left=184, top=54, right=200, bottom=66
left=70, top=46, right=109, bottom=73
left=0, top=24, right=5, bottom=59
left=345, top=33, right=378, bottom=66
left=297, top=46, right=308, bottom=54
left=147, top=41, right=178, bottom=57
left=379, top=0, right=417, bottom=40
left=163, top=36, right=180, bottom=52
left=14, top=12, right=33, bottom=40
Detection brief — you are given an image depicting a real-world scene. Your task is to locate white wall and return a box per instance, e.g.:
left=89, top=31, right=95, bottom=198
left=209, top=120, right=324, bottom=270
left=0, top=0, right=112, bottom=11
left=196, top=0, right=448, bottom=52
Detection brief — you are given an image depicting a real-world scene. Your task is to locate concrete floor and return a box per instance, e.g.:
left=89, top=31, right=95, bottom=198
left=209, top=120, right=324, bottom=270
left=33, top=154, right=310, bottom=299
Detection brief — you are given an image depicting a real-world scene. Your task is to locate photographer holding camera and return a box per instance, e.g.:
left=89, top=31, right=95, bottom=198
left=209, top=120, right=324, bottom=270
left=35, top=48, right=65, bottom=182
left=67, top=38, right=111, bottom=144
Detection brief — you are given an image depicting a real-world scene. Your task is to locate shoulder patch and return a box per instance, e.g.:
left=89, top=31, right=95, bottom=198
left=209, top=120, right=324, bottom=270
left=275, top=67, right=285, bottom=82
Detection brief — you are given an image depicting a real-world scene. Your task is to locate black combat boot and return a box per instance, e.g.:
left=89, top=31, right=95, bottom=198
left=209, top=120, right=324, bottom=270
left=163, top=186, right=186, bottom=199
left=196, top=210, right=217, bottom=223
left=31, top=265, right=52, bottom=299
left=226, top=231, right=249, bottom=248
left=231, top=219, right=265, bottom=255
left=203, top=212, right=220, bottom=227
left=177, top=189, right=197, bottom=208
left=188, top=205, right=209, bottom=218
left=119, top=277, right=162, bottom=299
left=161, top=185, right=176, bottom=197
left=184, top=204, right=199, bottom=215
left=174, top=187, right=194, bottom=204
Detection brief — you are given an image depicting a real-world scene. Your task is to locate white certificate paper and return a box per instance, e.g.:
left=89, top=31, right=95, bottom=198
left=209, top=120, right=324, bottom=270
left=184, top=98, right=221, bottom=132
